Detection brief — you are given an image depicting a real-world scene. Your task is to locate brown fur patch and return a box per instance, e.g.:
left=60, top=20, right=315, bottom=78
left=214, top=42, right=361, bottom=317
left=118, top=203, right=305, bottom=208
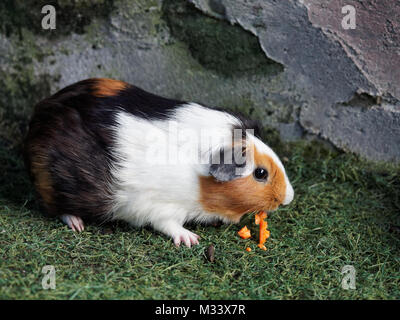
left=92, top=78, right=129, bottom=97
left=199, top=144, right=287, bottom=222
left=29, top=146, right=54, bottom=210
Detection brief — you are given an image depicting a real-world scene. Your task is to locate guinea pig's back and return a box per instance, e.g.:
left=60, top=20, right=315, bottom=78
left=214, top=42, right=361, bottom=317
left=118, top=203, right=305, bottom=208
left=24, top=81, right=113, bottom=220
left=24, top=78, right=184, bottom=221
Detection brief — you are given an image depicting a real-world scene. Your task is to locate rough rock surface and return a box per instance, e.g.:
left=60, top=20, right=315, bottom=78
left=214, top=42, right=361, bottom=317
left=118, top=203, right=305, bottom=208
left=190, top=0, right=400, bottom=162
left=0, top=0, right=300, bottom=149
left=0, top=0, right=399, bottom=162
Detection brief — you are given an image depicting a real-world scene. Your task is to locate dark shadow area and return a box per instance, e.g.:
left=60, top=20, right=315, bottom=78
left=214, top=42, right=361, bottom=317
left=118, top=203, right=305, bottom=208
left=162, top=0, right=283, bottom=77
left=341, top=92, right=381, bottom=108
left=0, top=142, right=36, bottom=208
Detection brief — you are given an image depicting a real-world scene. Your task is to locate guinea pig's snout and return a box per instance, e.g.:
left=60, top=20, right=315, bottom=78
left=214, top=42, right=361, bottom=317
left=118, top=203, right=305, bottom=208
left=282, top=182, right=294, bottom=206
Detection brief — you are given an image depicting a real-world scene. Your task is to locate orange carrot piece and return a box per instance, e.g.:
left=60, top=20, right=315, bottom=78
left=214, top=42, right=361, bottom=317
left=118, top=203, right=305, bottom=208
left=238, top=226, right=251, bottom=239
left=255, top=211, right=269, bottom=250
left=255, top=211, right=267, bottom=225
left=246, top=247, right=252, bottom=252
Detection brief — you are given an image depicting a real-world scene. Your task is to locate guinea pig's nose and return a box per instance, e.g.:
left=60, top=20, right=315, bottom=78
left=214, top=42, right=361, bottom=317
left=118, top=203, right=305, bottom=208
left=282, top=183, right=294, bottom=205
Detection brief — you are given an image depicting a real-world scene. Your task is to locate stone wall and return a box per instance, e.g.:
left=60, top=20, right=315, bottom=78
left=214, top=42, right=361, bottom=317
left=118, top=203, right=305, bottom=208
left=0, top=0, right=399, bottom=161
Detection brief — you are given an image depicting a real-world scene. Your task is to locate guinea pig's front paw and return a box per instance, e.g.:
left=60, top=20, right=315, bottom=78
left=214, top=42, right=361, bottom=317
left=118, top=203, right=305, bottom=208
left=172, top=227, right=200, bottom=248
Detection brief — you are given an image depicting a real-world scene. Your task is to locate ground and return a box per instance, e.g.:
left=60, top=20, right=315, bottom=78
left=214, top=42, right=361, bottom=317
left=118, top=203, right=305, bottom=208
left=1, top=135, right=399, bottom=300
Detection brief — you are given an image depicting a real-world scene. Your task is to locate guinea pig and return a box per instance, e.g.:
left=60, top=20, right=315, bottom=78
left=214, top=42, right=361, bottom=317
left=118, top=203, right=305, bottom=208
left=24, top=78, right=294, bottom=247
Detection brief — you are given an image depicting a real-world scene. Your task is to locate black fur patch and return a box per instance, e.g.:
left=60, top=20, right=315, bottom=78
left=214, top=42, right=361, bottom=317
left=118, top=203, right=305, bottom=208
left=100, top=84, right=184, bottom=120
left=232, top=115, right=262, bottom=139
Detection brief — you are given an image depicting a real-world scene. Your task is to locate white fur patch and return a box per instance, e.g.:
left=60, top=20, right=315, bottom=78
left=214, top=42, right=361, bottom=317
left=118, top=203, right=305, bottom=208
left=109, top=103, right=293, bottom=241
left=110, top=103, right=241, bottom=229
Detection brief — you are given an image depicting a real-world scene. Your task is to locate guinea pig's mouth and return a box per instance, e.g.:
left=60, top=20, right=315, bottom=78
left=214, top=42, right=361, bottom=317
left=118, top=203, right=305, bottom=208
left=250, top=210, right=271, bottom=217
left=262, top=210, right=275, bottom=218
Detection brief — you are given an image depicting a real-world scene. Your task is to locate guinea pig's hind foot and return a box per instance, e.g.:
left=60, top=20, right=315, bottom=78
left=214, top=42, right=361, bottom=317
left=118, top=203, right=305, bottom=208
left=60, top=214, right=85, bottom=232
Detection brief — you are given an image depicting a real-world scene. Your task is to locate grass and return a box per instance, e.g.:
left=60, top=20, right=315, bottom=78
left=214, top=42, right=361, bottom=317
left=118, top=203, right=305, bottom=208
left=0, top=138, right=399, bottom=299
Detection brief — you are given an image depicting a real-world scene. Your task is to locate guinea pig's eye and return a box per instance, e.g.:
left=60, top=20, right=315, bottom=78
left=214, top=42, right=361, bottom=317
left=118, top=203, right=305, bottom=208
left=253, top=167, right=268, bottom=181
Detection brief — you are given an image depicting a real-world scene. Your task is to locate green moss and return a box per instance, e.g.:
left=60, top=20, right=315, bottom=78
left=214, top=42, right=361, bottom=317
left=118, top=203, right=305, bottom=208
left=0, top=33, right=58, bottom=149
left=162, top=0, right=283, bottom=77
left=220, top=94, right=296, bottom=132
left=0, top=0, right=116, bottom=38
left=0, top=71, right=54, bottom=149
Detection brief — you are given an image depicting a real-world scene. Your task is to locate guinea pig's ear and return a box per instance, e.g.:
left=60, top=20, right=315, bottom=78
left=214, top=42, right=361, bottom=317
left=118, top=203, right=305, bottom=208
left=209, top=140, right=254, bottom=182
